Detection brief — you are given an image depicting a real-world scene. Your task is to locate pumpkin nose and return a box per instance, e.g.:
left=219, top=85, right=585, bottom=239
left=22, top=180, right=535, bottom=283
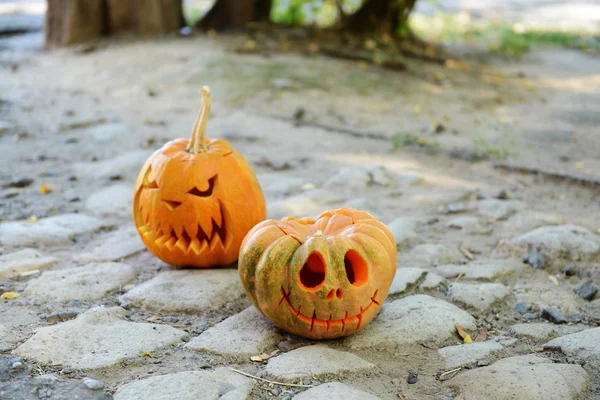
left=326, top=288, right=343, bottom=301
left=162, top=199, right=183, bottom=210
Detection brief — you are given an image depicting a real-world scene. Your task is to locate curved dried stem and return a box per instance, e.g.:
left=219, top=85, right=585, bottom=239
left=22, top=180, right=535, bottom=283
left=187, top=86, right=211, bottom=153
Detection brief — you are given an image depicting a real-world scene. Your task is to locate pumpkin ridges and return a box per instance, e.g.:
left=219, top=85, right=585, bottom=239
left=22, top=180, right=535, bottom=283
left=239, top=208, right=396, bottom=339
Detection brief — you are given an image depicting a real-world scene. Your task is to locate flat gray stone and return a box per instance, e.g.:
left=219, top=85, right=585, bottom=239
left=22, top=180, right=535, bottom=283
left=387, top=217, right=419, bottom=249
left=13, top=307, right=187, bottom=369
left=0, top=248, right=58, bottom=278
left=75, top=225, right=145, bottom=262
left=447, top=282, right=511, bottom=310
left=435, top=260, right=526, bottom=281
left=477, top=199, right=526, bottom=220
left=389, top=267, right=428, bottom=295
left=0, top=306, right=40, bottom=351
left=400, top=244, right=463, bottom=267
left=0, top=213, right=107, bottom=246
left=510, top=323, right=589, bottom=341
left=186, top=306, right=283, bottom=360
left=74, top=150, right=150, bottom=180
left=265, top=346, right=375, bottom=381
left=514, top=283, right=583, bottom=315
left=324, top=166, right=395, bottom=190
left=346, top=295, right=476, bottom=349
left=114, top=368, right=254, bottom=400
left=497, top=211, right=566, bottom=237
left=545, top=328, right=600, bottom=371
left=85, top=184, right=132, bottom=216
left=293, top=382, right=379, bottom=400
left=447, top=216, right=491, bottom=234
left=511, top=225, right=600, bottom=261
left=438, top=341, right=504, bottom=369
left=267, top=189, right=343, bottom=220
left=420, top=272, right=447, bottom=289
left=119, top=269, right=244, bottom=313
left=446, top=355, right=590, bottom=399
left=25, top=262, right=135, bottom=301
left=86, top=123, right=128, bottom=142
left=257, top=173, right=307, bottom=195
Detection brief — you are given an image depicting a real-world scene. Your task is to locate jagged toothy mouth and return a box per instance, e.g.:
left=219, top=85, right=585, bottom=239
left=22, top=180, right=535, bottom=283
left=279, top=287, right=380, bottom=332
left=137, top=200, right=227, bottom=253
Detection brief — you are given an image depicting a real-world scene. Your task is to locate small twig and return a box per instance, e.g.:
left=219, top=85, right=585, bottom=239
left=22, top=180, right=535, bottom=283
left=454, top=272, right=466, bottom=282
left=438, top=367, right=462, bottom=380
left=229, top=368, right=314, bottom=388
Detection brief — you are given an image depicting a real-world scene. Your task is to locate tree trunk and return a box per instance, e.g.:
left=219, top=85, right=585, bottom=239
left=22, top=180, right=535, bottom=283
left=45, top=0, right=105, bottom=48
left=196, top=0, right=272, bottom=31
left=343, top=0, right=416, bottom=36
left=45, top=0, right=185, bottom=48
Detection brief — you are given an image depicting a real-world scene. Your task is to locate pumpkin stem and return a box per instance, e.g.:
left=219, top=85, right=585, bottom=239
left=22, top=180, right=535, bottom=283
left=187, top=86, right=211, bottom=154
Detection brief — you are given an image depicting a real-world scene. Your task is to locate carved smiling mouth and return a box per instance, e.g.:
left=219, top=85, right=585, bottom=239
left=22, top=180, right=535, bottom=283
left=137, top=200, right=227, bottom=253
left=279, top=287, right=380, bottom=333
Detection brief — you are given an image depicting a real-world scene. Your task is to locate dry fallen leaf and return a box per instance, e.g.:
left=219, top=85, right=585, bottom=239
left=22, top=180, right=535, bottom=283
left=575, top=161, right=584, bottom=169
left=463, top=335, right=473, bottom=344
left=456, top=323, right=469, bottom=340
left=250, top=355, right=263, bottom=362
left=413, top=105, right=422, bottom=115
left=548, top=275, right=559, bottom=286
left=141, top=351, right=153, bottom=358
left=39, top=184, right=55, bottom=195
left=474, top=328, right=488, bottom=342
left=1, top=292, right=20, bottom=300
left=27, top=215, right=38, bottom=223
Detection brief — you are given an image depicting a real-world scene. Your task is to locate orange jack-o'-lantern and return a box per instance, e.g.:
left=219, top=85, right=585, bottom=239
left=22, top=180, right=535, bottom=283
left=133, top=87, right=266, bottom=268
left=238, top=208, right=397, bottom=339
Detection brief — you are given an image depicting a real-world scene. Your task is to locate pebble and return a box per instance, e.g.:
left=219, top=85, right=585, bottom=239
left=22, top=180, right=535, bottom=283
left=541, top=307, right=567, bottom=324
left=436, top=260, right=526, bottom=281
left=46, top=310, right=83, bottom=323
left=515, top=302, right=532, bottom=314
left=399, top=244, right=462, bottom=267
left=11, top=361, right=24, bottom=369
left=477, top=199, right=525, bottom=220
left=574, top=280, right=598, bottom=301
left=407, top=372, right=418, bottom=384
left=523, top=312, right=539, bottom=320
left=523, top=250, right=545, bottom=269
left=563, top=264, right=577, bottom=276
left=82, top=377, right=105, bottom=390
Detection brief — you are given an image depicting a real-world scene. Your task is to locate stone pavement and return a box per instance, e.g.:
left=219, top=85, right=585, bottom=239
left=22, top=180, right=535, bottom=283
left=1, top=17, right=600, bottom=400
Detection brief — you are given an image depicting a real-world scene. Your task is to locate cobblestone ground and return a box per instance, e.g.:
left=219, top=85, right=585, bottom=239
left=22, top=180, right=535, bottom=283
left=1, top=26, right=600, bottom=400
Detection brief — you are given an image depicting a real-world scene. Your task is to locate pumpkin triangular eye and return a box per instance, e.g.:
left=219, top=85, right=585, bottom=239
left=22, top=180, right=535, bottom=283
left=188, top=175, right=217, bottom=197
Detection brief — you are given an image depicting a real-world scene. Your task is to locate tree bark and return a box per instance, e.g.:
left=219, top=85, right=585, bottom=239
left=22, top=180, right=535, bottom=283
left=196, top=0, right=272, bottom=31
left=343, top=0, right=416, bottom=36
left=45, top=0, right=185, bottom=48
left=45, top=0, right=105, bottom=48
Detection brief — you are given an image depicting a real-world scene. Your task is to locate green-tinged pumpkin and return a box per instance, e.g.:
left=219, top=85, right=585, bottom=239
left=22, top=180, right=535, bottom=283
left=238, top=208, right=397, bottom=339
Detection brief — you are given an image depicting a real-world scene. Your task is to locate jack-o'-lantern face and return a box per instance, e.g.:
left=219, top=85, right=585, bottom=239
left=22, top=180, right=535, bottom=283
left=133, top=87, right=266, bottom=268
left=239, top=208, right=397, bottom=339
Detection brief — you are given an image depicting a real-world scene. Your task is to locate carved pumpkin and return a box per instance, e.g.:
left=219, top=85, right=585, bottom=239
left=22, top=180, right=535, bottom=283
left=238, top=208, right=397, bottom=339
left=133, top=87, right=266, bottom=268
